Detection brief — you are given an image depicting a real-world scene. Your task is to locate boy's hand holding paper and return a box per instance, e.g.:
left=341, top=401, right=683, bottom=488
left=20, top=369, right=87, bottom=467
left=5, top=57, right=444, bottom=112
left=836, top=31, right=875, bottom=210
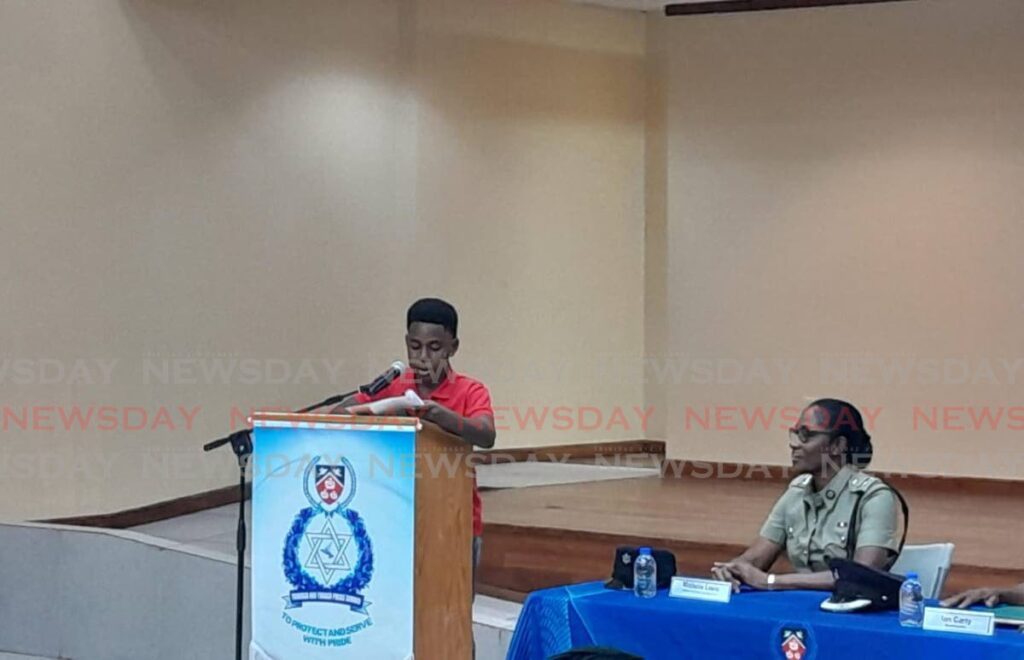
left=347, top=389, right=425, bottom=416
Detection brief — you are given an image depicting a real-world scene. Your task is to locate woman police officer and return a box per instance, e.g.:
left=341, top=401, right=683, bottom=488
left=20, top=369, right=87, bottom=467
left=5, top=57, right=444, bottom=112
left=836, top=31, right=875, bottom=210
left=712, top=398, right=905, bottom=592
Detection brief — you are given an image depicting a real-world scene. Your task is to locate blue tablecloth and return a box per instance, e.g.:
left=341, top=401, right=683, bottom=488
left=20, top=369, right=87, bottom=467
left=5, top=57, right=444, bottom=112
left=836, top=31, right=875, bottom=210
left=507, top=582, right=1024, bottom=660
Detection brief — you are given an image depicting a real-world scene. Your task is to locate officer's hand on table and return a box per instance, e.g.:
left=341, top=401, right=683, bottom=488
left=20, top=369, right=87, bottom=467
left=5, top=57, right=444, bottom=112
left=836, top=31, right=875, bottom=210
left=941, top=586, right=1022, bottom=609
left=713, top=560, right=769, bottom=592
left=711, top=564, right=740, bottom=592
left=726, top=560, right=771, bottom=590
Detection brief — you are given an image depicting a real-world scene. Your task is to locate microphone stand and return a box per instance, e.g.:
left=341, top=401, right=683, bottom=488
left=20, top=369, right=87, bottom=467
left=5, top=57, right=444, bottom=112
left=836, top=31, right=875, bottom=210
left=202, top=389, right=357, bottom=660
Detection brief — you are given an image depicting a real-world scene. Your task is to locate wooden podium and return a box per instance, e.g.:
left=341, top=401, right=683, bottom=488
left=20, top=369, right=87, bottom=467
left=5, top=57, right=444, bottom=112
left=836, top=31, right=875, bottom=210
left=249, top=412, right=473, bottom=660
left=408, top=417, right=474, bottom=659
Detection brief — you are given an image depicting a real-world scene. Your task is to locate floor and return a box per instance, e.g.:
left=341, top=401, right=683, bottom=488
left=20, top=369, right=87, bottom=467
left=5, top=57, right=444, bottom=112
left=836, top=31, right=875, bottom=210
left=132, top=501, right=249, bottom=557
left=478, top=461, right=658, bottom=489
left=473, top=595, right=522, bottom=659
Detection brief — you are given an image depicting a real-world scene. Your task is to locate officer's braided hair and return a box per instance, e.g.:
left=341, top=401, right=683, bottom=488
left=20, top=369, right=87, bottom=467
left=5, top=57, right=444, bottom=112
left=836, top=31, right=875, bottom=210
left=807, top=398, right=873, bottom=468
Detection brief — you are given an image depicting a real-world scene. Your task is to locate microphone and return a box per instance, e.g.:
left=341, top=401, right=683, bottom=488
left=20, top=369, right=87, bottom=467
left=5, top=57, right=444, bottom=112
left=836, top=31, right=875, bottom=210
left=360, top=361, right=406, bottom=396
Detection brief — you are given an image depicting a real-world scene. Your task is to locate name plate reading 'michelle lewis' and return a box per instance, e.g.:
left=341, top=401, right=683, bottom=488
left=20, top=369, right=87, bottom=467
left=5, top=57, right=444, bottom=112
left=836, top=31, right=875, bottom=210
left=922, top=607, right=995, bottom=637
left=669, top=577, right=733, bottom=604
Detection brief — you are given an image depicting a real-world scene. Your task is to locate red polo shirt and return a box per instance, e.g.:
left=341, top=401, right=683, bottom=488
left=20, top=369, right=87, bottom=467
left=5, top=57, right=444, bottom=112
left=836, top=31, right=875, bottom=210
left=355, top=369, right=492, bottom=536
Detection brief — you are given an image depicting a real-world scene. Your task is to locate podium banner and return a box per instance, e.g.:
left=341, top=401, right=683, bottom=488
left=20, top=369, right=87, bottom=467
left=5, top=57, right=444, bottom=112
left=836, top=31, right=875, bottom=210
left=250, top=418, right=416, bottom=659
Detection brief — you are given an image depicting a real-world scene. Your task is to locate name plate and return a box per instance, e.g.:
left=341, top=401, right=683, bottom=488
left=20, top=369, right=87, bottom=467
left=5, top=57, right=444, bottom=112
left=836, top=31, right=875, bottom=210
left=669, top=577, right=732, bottom=604
left=922, top=607, right=995, bottom=637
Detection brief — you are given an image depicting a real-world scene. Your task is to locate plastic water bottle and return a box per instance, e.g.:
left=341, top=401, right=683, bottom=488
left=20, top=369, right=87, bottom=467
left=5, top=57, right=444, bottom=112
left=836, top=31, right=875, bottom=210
left=633, top=547, right=657, bottom=599
left=899, top=572, right=925, bottom=628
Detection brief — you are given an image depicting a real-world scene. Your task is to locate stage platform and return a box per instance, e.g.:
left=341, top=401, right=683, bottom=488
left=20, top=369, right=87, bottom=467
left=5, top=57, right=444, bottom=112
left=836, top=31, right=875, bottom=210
left=478, top=462, right=1024, bottom=601
left=47, top=441, right=1024, bottom=609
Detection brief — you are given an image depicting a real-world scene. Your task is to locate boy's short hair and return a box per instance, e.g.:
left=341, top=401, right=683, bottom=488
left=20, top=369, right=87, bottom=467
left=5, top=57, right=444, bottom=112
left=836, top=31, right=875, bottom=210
left=407, top=298, right=458, bottom=338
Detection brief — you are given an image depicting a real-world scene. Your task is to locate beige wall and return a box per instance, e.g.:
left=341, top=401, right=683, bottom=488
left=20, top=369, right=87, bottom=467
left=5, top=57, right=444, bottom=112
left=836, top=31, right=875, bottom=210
left=9, top=0, right=1021, bottom=521
left=411, top=0, right=646, bottom=449
left=648, top=0, right=1024, bottom=478
left=0, top=0, right=645, bottom=519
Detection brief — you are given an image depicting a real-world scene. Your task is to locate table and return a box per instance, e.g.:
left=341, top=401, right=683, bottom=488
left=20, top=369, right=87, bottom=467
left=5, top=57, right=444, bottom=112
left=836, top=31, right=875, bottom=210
left=506, top=582, right=1024, bottom=660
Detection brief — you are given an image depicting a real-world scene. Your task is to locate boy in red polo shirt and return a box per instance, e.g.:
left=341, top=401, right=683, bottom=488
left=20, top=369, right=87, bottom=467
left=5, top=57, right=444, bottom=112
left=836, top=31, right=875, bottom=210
left=334, top=298, right=495, bottom=587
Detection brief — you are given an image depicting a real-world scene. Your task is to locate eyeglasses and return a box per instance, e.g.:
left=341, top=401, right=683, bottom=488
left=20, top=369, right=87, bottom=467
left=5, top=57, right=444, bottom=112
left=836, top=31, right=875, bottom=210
left=788, top=426, right=834, bottom=445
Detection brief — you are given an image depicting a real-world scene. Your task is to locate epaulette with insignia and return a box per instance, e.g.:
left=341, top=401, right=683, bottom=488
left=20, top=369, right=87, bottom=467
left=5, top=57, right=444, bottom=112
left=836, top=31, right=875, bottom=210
left=789, top=474, right=813, bottom=489
left=848, top=472, right=880, bottom=493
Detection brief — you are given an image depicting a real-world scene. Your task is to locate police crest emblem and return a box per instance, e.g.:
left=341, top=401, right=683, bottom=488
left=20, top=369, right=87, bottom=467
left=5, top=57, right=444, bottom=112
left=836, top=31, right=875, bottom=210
left=780, top=628, right=808, bottom=660
left=281, top=455, right=374, bottom=619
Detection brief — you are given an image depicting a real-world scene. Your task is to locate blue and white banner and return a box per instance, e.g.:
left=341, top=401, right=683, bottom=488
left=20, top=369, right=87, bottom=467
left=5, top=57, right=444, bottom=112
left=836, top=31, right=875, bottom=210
left=250, top=419, right=415, bottom=660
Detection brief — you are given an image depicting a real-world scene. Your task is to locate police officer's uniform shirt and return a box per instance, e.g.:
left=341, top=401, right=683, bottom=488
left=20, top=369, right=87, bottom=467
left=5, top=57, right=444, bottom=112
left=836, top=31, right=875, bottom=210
left=759, top=465, right=899, bottom=572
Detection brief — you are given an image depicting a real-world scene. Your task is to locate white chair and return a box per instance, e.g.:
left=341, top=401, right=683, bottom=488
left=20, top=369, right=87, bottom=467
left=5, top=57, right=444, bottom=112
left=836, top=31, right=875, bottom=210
left=891, top=543, right=955, bottom=599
